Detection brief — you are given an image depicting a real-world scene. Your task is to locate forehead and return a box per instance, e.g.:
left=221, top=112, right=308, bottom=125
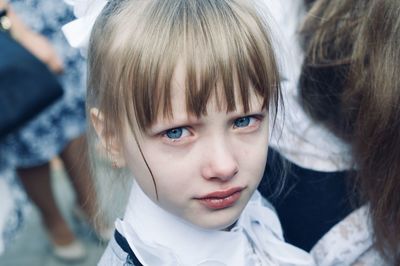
left=162, top=62, right=265, bottom=121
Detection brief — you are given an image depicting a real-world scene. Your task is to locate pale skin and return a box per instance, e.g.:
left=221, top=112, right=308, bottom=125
left=92, top=63, right=270, bottom=230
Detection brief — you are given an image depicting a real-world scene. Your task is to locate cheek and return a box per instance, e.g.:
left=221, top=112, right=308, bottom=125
left=237, top=134, right=269, bottom=174
left=128, top=140, right=196, bottom=197
left=238, top=126, right=269, bottom=154
left=122, top=140, right=160, bottom=199
left=147, top=155, right=195, bottom=193
left=244, top=149, right=268, bottom=174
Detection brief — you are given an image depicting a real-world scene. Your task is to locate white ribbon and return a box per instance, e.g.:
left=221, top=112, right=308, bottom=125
left=62, top=0, right=108, bottom=50
left=61, top=0, right=275, bottom=52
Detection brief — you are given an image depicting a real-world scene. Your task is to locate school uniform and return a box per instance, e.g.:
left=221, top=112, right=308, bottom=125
left=99, top=182, right=315, bottom=266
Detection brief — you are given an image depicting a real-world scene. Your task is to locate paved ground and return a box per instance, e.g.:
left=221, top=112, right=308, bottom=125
left=0, top=158, right=129, bottom=266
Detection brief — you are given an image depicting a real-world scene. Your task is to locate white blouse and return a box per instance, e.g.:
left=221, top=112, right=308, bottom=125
left=115, top=182, right=315, bottom=266
left=311, top=206, right=389, bottom=266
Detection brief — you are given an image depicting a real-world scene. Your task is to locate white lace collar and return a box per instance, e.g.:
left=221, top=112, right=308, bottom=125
left=311, top=206, right=379, bottom=266
left=115, top=182, right=314, bottom=266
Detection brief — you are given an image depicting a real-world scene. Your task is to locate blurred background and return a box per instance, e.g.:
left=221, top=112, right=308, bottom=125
left=0, top=1, right=128, bottom=265
left=0, top=157, right=129, bottom=266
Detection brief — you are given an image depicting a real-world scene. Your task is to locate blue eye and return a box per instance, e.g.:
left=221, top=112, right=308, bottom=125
left=165, top=128, right=184, bottom=139
left=161, top=127, right=192, bottom=144
left=234, top=117, right=251, bottom=128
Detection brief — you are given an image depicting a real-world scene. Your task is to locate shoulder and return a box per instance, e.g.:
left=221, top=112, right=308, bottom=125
left=311, top=205, right=387, bottom=266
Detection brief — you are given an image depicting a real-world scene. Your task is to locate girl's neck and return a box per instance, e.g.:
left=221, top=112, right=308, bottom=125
left=122, top=181, right=239, bottom=239
left=115, top=181, right=314, bottom=266
left=118, top=181, right=250, bottom=265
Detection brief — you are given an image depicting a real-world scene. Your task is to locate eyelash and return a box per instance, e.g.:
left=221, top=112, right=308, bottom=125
left=232, top=115, right=260, bottom=129
left=160, top=115, right=263, bottom=144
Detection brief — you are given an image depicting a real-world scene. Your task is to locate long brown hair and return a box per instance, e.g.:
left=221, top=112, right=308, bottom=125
left=301, top=0, right=400, bottom=262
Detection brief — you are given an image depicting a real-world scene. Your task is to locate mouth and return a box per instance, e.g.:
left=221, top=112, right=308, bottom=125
left=195, top=187, right=244, bottom=210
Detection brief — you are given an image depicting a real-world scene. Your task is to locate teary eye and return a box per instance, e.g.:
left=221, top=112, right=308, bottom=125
left=233, top=116, right=251, bottom=128
left=232, top=115, right=264, bottom=131
left=164, top=127, right=188, bottom=140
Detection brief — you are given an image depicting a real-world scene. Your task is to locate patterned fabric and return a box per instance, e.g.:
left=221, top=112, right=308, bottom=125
left=0, top=0, right=86, bottom=253
left=0, top=168, right=28, bottom=254
left=0, top=0, right=86, bottom=168
left=311, top=206, right=390, bottom=266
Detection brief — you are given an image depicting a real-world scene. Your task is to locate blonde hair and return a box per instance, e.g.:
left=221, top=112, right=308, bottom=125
left=88, top=0, right=280, bottom=140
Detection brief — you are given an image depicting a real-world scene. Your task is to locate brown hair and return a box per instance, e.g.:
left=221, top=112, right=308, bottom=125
left=301, top=0, right=400, bottom=262
left=87, top=0, right=280, bottom=139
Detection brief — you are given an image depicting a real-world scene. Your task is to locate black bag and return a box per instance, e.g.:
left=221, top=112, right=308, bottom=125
left=0, top=31, right=63, bottom=139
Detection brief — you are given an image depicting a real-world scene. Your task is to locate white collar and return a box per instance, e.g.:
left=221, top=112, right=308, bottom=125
left=115, top=182, right=314, bottom=266
left=311, top=206, right=374, bottom=265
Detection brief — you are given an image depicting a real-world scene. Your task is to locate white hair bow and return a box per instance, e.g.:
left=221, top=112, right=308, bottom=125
left=62, top=0, right=108, bottom=50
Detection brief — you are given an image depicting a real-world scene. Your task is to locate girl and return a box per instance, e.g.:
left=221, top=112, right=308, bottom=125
left=64, top=0, right=315, bottom=265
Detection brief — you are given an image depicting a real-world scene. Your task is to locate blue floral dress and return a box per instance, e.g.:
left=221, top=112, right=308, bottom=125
left=0, top=0, right=86, bottom=251
left=0, top=167, right=28, bottom=254
left=0, top=0, right=86, bottom=168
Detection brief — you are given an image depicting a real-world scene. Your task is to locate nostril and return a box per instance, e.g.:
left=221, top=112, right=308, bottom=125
left=233, top=169, right=239, bottom=176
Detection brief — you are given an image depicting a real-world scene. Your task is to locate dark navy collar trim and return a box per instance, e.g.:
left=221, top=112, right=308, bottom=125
left=114, top=230, right=144, bottom=266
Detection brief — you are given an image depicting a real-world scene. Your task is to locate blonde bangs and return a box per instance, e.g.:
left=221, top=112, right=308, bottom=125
left=183, top=0, right=280, bottom=117
left=88, top=0, right=280, bottom=135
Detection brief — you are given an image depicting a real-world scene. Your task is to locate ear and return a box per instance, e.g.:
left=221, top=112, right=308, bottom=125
left=90, top=108, right=126, bottom=168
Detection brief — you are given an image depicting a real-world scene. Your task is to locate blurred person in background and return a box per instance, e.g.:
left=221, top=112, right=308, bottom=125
left=261, top=0, right=400, bottom=264
left=0, top=0, right=109, bottom=261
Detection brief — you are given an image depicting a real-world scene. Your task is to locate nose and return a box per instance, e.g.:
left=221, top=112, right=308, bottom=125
left=201, top=138, right=239, bottom=181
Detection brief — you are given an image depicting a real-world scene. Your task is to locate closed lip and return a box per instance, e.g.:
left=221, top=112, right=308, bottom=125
left=195, top=187, right=245, bottom=210
left=197, top=187, right=245, bottom=199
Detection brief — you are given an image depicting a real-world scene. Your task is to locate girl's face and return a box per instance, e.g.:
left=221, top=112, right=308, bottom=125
left=111, top=64, right=268, bottom=230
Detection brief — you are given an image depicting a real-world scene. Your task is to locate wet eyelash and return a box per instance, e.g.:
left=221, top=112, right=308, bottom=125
left=232, top=114, right=264, bottom=129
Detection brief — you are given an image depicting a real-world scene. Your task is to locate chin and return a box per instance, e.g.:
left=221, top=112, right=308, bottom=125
left=194, top=209, right=242, bottom=231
